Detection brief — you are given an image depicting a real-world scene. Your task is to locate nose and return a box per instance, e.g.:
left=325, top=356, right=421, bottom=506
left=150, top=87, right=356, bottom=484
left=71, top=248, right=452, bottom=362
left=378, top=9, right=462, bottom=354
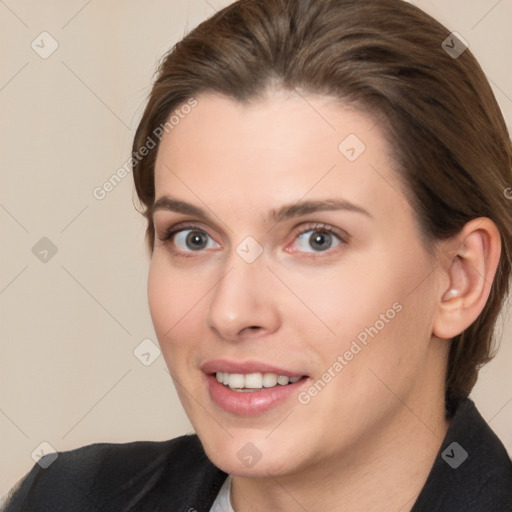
left=206, top=252, right=281, bottom=342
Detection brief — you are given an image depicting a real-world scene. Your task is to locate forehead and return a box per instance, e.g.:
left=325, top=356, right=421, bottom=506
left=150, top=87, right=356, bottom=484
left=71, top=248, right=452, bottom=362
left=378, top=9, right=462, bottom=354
left=153, top=90, right=408, bottom=223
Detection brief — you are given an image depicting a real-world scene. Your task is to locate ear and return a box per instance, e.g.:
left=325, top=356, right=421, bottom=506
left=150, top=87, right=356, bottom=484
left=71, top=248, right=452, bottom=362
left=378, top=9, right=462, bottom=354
left=433, top=217, right=501, bottom=340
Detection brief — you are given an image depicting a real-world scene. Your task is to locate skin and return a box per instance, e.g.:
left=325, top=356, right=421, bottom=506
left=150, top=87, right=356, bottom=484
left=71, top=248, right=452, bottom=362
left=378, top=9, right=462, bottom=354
left=147, top=89, right=501, bottom=511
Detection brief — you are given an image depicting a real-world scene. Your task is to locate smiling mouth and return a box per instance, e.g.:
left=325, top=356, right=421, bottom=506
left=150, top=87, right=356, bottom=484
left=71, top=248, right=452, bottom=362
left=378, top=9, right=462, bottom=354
left=214, top=371, right=306, bottom=392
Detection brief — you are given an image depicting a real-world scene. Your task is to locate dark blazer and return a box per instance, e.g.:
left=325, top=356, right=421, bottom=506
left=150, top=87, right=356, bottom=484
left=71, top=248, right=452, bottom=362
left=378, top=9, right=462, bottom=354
left=3, top=398, right=512, bottom=511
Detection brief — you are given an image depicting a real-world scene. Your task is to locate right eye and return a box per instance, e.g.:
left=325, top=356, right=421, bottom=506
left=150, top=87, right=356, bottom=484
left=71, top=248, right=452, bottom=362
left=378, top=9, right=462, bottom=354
left=161, top=227, right=220, bottom=253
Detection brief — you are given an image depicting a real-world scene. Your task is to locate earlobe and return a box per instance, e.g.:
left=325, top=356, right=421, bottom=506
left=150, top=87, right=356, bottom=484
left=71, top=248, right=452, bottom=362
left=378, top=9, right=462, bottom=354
left=433, top=218, right=501, bottom=340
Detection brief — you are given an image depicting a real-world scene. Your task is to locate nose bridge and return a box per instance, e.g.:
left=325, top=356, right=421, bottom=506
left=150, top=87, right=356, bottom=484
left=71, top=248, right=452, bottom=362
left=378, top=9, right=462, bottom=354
left=206, top=248, right=279, bottom=339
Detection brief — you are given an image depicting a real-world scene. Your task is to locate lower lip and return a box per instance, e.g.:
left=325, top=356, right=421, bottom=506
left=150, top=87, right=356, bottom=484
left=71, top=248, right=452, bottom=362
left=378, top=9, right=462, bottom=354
left=206, top=374, right=308, bottom=416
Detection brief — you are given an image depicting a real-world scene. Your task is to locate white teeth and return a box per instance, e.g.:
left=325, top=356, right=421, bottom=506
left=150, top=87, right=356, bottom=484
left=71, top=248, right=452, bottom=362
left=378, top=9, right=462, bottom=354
left=215, top=371, right=302, bottom=390
left=277, top=375, right=289, bottom=385
left=244, top=373, right=263, bottom=389
left=228, top=373, right=245, bottom=389
left=262, top=373, right=278, bottom=388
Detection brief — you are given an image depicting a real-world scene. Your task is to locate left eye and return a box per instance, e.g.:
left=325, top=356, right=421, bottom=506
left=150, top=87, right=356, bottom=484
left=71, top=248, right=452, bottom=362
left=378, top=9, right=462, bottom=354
left=173, top=229, right=219, bottom=251
left=293, top=229, right=342, bottom=253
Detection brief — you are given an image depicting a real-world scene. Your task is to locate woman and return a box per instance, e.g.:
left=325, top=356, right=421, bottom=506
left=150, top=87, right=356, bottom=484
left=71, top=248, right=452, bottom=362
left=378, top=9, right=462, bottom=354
left=4, top=0, right=512, bottom=510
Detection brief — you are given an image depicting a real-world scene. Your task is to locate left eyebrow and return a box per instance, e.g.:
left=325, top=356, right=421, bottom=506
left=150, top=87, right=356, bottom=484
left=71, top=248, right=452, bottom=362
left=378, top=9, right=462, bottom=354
left=267, top=198, right=373, bottom=223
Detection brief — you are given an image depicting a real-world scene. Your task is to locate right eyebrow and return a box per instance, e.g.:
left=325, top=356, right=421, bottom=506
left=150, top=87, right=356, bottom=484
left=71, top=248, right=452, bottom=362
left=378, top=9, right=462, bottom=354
left=152, top=196, right=207, bottom=220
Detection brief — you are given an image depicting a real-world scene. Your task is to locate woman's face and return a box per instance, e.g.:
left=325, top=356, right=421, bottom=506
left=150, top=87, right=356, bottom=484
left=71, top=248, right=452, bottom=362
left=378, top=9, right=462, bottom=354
left=148, top=90, right=448, bottom=478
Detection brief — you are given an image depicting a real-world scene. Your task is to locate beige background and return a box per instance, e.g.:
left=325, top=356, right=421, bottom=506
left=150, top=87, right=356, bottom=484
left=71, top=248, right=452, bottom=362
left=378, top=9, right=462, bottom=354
left=1, top=0, right=511, bottom=500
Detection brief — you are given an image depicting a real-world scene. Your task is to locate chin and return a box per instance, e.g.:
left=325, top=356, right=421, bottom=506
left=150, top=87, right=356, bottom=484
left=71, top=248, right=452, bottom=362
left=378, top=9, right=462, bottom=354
left=196, top=427, right=304, bottom=478
left=208, top=446, right=295, bottom=478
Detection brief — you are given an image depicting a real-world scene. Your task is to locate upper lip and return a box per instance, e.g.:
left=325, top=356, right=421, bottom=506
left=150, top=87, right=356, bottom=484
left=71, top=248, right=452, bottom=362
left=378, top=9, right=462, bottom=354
left=201, top=359, right=307, bottom=378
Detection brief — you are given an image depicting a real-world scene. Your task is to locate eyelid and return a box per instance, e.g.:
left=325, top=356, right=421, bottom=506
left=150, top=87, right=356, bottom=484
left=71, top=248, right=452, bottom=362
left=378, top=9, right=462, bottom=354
left=156, top=217, right=214, bottom=236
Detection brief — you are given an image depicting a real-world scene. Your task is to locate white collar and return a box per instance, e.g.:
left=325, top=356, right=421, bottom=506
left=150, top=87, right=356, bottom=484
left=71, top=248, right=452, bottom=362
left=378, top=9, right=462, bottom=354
left=210, top=475, right=235, bottom=512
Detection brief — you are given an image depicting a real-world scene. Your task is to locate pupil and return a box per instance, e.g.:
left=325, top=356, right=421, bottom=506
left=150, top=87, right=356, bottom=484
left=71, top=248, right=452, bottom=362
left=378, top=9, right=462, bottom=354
left=310, top=231, right=332, bottom=251
left=187, top=231, right=207, bottom=250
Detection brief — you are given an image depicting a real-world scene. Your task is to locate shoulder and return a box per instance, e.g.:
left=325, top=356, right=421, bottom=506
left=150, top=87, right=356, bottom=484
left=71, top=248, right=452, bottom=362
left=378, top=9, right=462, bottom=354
left=3, top=434, right=226, bottom=512
left=459, top=399, right=512, bottom=509
left=413, top=397, right=512, bottom=512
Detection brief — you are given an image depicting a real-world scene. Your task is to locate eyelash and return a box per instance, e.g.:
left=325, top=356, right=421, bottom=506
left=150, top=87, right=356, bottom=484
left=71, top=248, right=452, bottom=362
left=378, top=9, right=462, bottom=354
left=158, top=222, right=349, bottom=258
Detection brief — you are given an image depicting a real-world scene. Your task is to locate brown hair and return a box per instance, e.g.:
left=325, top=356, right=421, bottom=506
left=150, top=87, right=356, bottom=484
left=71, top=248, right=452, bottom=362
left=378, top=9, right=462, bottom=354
left=132, top=0, right=512, bottom=408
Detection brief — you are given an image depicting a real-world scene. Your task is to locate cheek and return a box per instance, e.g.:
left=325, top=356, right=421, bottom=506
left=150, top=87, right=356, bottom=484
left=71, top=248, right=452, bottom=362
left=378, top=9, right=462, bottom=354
left=147, top=256, right=206, bottom=349
left=147, top=259, right=174, bottom=338
left=277, top=257, right=403, bottom=345
left=291, top=248, right=435, bottom=367
left=327, top=256, right=438, bottom=397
